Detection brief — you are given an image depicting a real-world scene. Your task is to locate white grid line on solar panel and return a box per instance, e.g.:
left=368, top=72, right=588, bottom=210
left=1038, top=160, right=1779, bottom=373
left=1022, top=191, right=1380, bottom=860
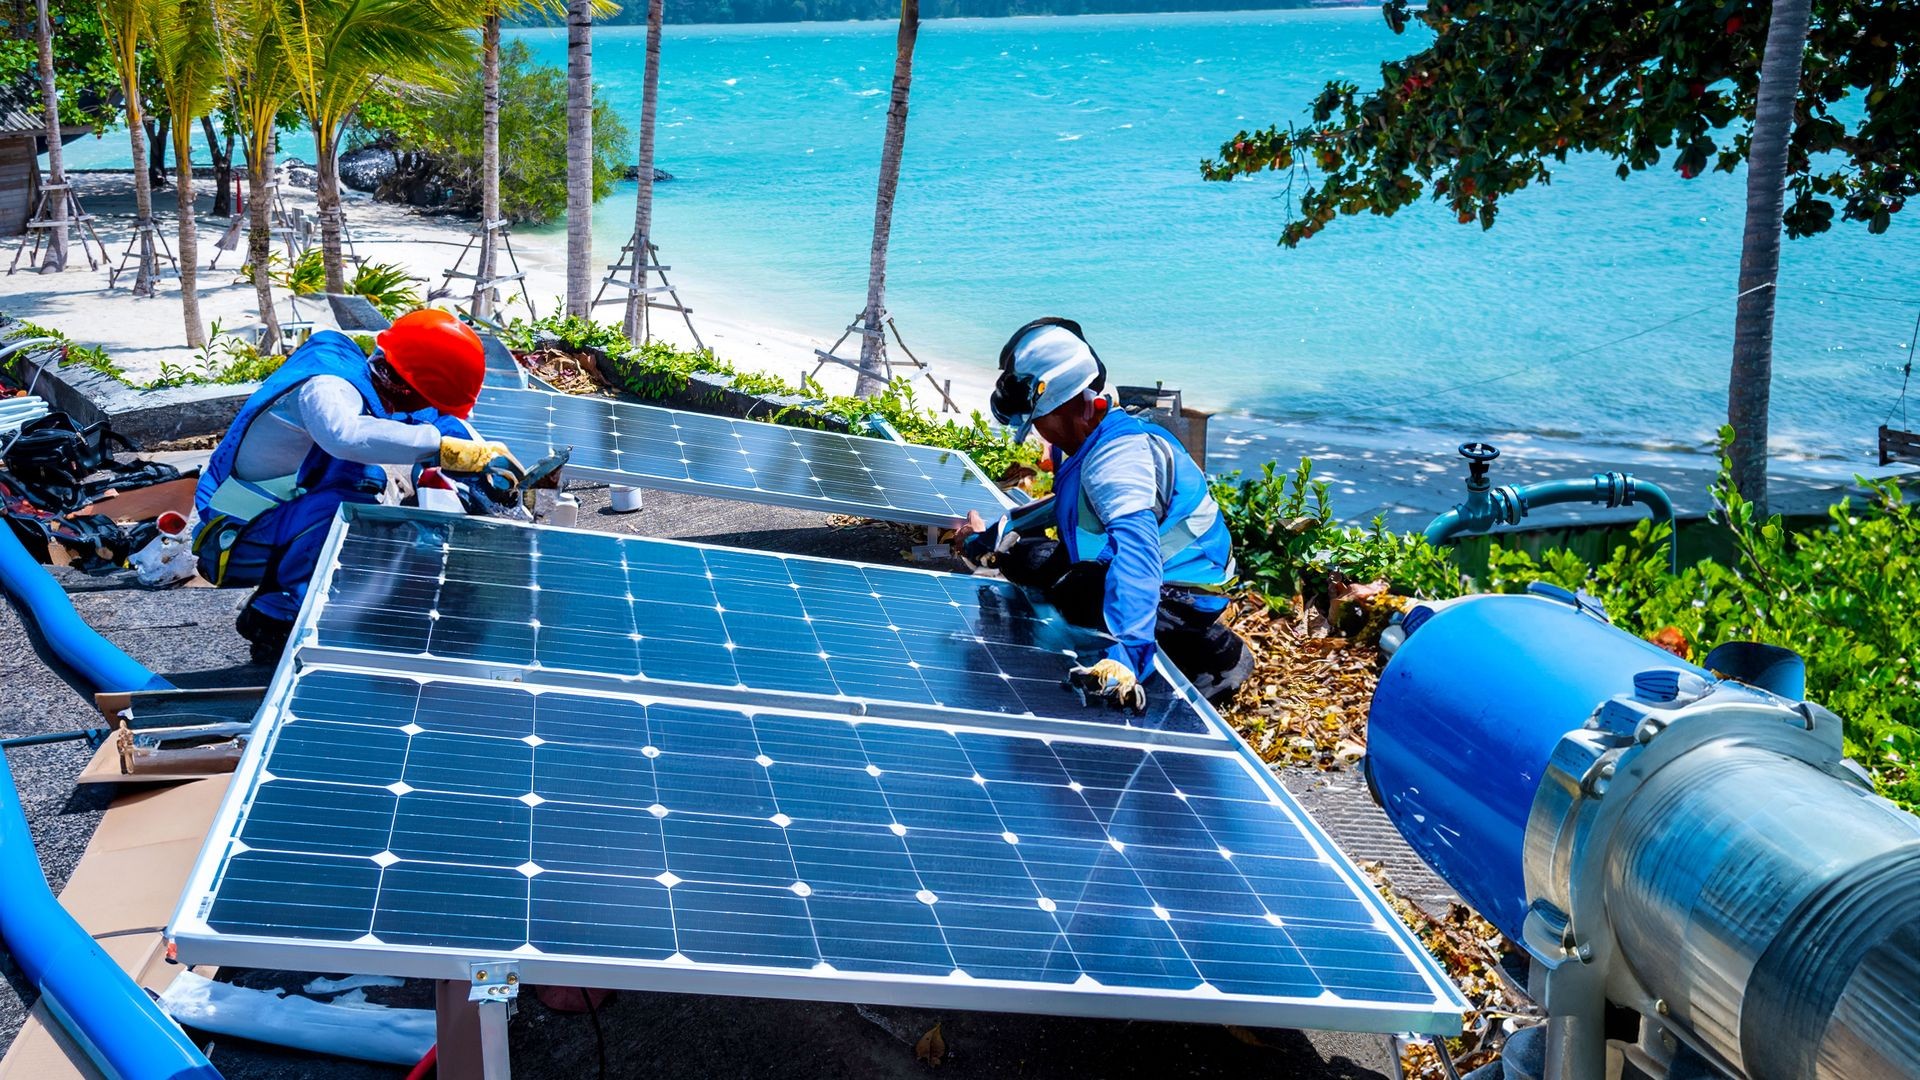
left=467, top=387, right=1000, bottom=527
left=308, top=507, right=1220, bottom=740
left=172, top=665, right=1463, bottom=1028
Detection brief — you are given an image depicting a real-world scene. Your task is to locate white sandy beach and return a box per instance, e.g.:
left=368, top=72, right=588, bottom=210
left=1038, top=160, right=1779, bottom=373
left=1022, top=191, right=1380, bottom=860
left=0, top=170, right=1002, bottom=412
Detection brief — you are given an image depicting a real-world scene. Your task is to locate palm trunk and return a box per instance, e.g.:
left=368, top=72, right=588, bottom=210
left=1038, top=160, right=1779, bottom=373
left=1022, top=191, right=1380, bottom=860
left=624, top=0, right=664, bottom=341
left=249, top=148, right=283, bottom=350
left=855, top=0, right=919, bottom=398
left=565, top=0, right=594, bottom=318
left=476, top=11, right=502, bottom=319
left=1726, top=0, right=1812, bottom=515
left=149, top=114, right=170, bottom=189
left=316, top=125, right=347, bottom=293
left=121, top=58, right=158, bottom=297
left=204, top=115, right=233, bottom=218
left=173, top=116, right=205, bottom=349
left=34, top=0, right=68, bottom=273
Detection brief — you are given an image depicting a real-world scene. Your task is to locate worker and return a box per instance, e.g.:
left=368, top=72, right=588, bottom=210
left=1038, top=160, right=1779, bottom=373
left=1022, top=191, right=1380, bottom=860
left=192, top=310, right=518, bottom=661
left=956, top=317, right=1252, bottom=710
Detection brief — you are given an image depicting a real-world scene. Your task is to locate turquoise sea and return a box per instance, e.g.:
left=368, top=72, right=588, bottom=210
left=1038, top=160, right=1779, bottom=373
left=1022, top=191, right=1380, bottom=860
left=517, top=10, right=1919, bottom=466
left=62, top=10, right=1920, bottom=464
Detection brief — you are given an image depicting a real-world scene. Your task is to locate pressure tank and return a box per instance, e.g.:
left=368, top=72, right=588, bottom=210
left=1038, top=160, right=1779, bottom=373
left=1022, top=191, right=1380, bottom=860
left=1365, top=589, right=1703, bottom=940
left=1367, top=590, right=1920, bottom=1080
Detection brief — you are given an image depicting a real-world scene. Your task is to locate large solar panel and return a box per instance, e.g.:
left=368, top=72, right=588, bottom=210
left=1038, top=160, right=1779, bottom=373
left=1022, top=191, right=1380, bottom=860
left=169, top=507, right=1466, bottom=1036
left=467, top=386, right=1006, bottom=527
left=301, top=506, right=1220, bottom=741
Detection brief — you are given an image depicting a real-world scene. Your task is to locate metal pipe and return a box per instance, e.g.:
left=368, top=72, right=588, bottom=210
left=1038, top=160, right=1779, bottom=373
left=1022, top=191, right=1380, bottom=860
left=0, top=520, right=172, bottom=695
left=1604, top=742, right=1920, bottom=1080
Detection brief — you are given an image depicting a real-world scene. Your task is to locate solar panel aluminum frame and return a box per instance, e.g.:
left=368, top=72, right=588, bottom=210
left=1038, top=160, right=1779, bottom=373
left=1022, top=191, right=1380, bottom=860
left=470, top=387, right=1014, bottom=528
left=290, top=504, right=1235, bottom=751
left=168, top=661, right=1467, bottom=1037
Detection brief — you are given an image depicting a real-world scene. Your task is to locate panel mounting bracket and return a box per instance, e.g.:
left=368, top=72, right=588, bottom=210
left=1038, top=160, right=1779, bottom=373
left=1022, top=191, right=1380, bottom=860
left=468, top=960, right=519, bottom=1080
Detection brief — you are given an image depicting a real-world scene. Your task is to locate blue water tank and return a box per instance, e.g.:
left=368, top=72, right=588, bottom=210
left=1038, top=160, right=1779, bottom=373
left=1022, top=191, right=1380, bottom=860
left=1365, top=593, right=1706, bottom=941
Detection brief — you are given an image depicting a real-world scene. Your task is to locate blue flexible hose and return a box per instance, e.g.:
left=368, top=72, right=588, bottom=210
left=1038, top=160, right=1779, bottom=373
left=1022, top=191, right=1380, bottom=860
left=0, top=527, right=215, bottom=1078
left=0, top=750, right=221, bottom=1079
left=0, top=522, right=171, bottom=695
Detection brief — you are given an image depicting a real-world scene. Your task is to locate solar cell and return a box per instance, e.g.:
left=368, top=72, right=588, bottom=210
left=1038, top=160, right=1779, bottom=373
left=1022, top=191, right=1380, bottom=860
left=307, top=506, right=1218, bottom=740
left=466, top=386, right=1006, bottom=526
left=173, top=667, right=1466, bottom=1033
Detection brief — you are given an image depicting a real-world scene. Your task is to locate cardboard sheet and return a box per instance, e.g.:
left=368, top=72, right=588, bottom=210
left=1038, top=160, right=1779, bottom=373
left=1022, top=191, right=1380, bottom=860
left=0, top=778, right=230, bottom=1080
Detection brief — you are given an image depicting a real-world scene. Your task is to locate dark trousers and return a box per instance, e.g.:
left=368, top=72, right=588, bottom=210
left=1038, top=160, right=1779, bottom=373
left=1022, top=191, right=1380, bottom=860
left=996, top=537, right=1250, bottom=700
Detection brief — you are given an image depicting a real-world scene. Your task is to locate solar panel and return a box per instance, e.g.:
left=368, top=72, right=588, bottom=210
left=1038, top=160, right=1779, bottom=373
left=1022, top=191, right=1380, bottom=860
left=303, top=506, right=1221, bottom=741
left=480, top=336, right=528, bottom=390
left=466, top=386, right=1006, bottom=527
left=172, top=663, right=1466, bottom=1033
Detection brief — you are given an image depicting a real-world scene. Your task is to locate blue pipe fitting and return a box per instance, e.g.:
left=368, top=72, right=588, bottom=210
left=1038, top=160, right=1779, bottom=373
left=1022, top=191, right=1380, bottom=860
left=1423, top=444, right=1680, bottom=572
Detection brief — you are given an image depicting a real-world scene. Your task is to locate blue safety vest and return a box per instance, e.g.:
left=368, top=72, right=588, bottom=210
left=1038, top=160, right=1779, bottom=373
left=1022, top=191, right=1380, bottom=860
left=1051, top=408, right=1234, bottom=590
left=192, top=331, right=459, bottom=580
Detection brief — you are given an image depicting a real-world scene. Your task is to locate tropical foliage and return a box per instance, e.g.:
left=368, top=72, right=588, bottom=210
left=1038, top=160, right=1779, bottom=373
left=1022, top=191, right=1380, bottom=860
left=1211, top=442, right=1918, bottom=811
left=1199, top=0, right=1914, bottom=244
left=278, top=0, right=472, bottom=292
left=357, top=41, right=631, bottom=225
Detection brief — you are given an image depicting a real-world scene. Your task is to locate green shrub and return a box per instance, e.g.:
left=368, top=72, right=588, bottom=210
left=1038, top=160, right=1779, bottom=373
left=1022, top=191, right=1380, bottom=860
left=147, top=324, right=288, bottom=389
left=2, top=319, right=129, bottom=383
left=1211, top=437, right=1917, bottom=810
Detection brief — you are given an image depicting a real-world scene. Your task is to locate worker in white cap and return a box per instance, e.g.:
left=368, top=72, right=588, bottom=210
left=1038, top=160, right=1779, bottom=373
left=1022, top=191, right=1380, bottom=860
left=956, top=318, right=1252, bottom=710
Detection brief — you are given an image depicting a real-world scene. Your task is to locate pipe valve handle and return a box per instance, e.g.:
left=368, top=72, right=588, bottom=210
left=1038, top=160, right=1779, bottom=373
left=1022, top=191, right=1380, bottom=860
left=1457, top=441, right=1501, bottom=463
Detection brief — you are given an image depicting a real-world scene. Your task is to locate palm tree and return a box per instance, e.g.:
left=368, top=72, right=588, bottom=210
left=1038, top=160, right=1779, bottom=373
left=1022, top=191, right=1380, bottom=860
left=279, top=0, right=470, bottom=294
left=470, top=0, right=576, bottom=320
left=34, top=0, right=70, bottom=273
left=98, top=0, right=162, bottom=296
left=147, top=0, right=224, bottom=347
left=211, top=0, right=298, bottom=349
left=564, top=0, right=593, bottom=318
left=621, top=0, right=663, bottom=341
left=1727, top=0, right=1813, bottom=516
left=854, top=0, right=919, bottom=397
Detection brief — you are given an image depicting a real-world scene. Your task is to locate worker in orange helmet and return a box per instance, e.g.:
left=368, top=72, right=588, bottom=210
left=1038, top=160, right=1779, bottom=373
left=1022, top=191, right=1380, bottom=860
left=192, top=310, right=519, bottom=661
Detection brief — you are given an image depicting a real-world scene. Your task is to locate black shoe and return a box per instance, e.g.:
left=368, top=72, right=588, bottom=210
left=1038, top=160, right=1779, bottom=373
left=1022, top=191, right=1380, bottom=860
left=1190, top=637, right=1257, bottom=706
left=235, top=606, right=294, bottom=665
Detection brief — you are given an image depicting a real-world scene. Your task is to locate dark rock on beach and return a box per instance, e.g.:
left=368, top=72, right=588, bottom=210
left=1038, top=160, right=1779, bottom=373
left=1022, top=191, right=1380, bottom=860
left=279, top=157, right=318, bottom=190
left=339, top=147, right=398, bottom=193
left=622, top=165, right=674, bottom=182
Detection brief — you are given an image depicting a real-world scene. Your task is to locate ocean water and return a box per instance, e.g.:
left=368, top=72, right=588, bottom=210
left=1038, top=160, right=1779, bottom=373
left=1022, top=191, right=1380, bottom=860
left=60, top=10, right=1920, bottom=463
left=508, top=10, right=1919, bottom=465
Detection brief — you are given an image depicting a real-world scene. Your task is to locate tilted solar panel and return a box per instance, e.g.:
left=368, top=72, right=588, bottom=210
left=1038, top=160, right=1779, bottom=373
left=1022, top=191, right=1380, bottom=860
left=303, top=506, right=1219, bottom=740
left=169, top=506, right=1465, bottom=1036
left=466, top=386, right=1005, bottom=527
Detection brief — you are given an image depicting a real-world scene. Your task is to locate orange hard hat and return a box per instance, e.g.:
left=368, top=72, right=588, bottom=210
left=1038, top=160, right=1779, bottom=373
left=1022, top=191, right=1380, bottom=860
left=375, top=309, right=485, bottom=419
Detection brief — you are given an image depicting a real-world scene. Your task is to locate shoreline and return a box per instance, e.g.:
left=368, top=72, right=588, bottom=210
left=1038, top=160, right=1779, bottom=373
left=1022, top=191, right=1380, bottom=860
left=3, top=172, right=1910, bottom=526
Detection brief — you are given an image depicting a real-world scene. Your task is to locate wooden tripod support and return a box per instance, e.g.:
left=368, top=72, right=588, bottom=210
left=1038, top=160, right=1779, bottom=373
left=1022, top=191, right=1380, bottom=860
left=811, top=313, right=960, bottom=413
left=7, top=184, right=111, bottom=274
left=592, top=230, right=705, bottom=351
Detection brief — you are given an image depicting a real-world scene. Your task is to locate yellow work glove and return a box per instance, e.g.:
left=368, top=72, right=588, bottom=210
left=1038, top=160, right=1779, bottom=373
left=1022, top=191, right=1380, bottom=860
left=1066, top=657, right=1147, bottom=714
left=439, top=437, right=518, bottom=475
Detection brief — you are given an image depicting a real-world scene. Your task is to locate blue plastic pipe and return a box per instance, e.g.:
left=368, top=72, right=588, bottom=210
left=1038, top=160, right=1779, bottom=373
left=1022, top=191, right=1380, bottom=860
left=0, top=527, right=216, bottom=1078
left=0, top=751, right=221, bottom=1080
left=0, top=522, right=172, bottom=695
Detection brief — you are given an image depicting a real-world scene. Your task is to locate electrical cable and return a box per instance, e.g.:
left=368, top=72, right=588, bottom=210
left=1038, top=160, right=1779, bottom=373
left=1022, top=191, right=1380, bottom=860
left=582, top=990, right=608, bottom=1080
left=1883, top=308, right=1918, bottom=431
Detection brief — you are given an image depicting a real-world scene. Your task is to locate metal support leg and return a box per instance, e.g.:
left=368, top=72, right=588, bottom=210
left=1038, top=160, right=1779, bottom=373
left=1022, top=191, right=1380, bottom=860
left=435, top=964, right=518, bottom=1080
